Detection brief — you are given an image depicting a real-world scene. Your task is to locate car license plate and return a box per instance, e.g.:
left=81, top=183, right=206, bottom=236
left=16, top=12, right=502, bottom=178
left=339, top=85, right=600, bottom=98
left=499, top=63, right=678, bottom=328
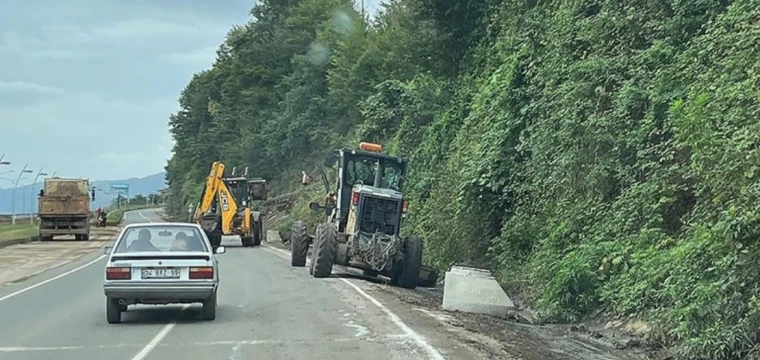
left=141, top=268, right=180, bottom=279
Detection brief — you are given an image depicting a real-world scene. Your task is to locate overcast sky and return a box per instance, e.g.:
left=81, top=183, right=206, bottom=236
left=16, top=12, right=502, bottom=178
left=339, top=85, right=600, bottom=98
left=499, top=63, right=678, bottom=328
left=0, top=0, right=382, bottom=187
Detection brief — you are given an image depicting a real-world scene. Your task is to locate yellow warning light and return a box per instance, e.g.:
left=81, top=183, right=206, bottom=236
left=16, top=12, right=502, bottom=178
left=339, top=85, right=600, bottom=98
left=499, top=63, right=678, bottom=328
left=359, top=142, right=382, bottom=153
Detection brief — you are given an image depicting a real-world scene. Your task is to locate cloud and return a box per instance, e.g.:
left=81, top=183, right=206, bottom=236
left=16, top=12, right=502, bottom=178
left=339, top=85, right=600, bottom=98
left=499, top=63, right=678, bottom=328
left=0, top=81, right=65, bottom=95
left=0, top=0, right=383, bottom=184
left=37, top=19, right=224, bottom=46
left=0, top=90, right=175, bottom=181
left=163, top=46, right=219, bottom=67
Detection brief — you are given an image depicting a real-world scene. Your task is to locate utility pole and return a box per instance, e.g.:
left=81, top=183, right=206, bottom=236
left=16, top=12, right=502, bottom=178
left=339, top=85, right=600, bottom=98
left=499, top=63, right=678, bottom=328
left=12, top=164, right=33, bottom=225
left=30, top=168, right=47, bottom=224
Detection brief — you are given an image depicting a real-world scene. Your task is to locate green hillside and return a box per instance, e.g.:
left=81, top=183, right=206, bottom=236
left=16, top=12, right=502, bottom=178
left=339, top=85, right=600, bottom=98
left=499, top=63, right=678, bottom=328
left=164, top=0, right=760, bottom=358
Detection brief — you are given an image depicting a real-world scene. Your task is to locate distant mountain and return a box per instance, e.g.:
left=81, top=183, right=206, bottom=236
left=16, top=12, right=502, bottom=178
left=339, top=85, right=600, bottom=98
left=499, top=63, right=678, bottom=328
left=0, top=172, right=166, bottom=214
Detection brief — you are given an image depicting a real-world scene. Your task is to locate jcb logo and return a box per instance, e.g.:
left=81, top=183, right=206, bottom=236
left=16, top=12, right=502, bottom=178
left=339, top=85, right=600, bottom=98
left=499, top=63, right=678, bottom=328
left=220, top=191, right=230, bottom=211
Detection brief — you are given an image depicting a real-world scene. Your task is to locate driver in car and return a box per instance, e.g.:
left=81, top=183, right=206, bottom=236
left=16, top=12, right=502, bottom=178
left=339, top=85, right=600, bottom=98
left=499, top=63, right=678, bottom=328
left=128, top=229, right=160, bottom=252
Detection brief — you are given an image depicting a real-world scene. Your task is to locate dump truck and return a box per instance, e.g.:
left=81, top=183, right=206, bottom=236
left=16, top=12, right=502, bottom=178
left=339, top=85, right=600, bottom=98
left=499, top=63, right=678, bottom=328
left=38, top=178, right=92, bottom=241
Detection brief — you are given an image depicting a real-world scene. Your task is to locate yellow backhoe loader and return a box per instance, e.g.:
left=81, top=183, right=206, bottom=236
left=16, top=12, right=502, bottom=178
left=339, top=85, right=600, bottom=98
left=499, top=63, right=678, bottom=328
left=193, top=161, right=267, bottom=249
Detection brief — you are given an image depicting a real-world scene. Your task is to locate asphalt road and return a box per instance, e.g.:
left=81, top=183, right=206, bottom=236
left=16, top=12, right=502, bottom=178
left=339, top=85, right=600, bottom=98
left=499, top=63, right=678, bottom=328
left=0, top=208, right=487, bottom=360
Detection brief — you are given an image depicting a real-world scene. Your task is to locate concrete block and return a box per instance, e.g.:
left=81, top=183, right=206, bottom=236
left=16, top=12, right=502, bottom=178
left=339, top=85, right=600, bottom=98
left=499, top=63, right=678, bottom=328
left=266, top=230, right=282, bottom=244
left=442, top=266, right=514, bottom=316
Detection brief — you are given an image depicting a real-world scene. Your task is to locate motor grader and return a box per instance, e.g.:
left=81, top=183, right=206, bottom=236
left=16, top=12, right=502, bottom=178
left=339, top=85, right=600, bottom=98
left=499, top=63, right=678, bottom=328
left=194, top=161, right=267, bottom=249
left=289, top=142, right=424, bottom=289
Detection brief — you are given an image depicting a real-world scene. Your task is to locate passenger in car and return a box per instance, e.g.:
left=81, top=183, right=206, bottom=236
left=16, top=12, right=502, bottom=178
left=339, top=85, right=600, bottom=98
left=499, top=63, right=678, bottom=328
left=128, top=229, right=160, bottom=252
left=171, top=232, right=190, bottom=251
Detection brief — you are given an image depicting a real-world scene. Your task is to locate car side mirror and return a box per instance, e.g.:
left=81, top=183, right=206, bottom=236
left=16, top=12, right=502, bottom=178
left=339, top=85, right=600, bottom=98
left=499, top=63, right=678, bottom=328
left=215, top=246, right=226, bottom=254
left=103, top=246, right=113, bottom=255
left=309, top=201, right=322, bottom=211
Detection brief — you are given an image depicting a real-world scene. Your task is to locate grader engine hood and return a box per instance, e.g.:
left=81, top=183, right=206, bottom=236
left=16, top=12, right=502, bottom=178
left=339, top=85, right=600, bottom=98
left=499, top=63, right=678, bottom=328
left=352, top=185, right=404, bottom=235
left=346, top=185, right=405, bottom=272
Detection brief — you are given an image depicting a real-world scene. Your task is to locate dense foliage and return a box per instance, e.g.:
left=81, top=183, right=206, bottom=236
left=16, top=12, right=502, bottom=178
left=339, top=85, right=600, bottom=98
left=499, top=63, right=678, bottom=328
left=164, top=0, right=760, bottom=358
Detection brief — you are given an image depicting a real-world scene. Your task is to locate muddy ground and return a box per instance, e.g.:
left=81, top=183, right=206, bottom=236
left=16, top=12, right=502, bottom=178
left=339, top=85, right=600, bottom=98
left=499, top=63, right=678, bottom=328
left=258, top=191, right=674, bottom=360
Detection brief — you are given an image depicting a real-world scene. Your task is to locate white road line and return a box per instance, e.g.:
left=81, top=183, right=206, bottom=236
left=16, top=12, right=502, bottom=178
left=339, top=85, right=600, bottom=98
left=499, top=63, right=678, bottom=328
left=0, top=346, right=86, bottom=352
left=0, top=255, right=106, bottom=303
left=0, top=334, right=411, bottom=352
left=137, top=211, right=153, bottom=222
left=261, top=245, right=446, bottom=360
left=130, top=304, right=190, bottom=360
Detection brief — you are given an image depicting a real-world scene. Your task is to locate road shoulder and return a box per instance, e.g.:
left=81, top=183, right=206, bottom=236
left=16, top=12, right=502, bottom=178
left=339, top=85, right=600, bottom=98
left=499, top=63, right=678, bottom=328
left=0, top=227, right=119, bottom=290
left=261, top=236, right=648, bottom=360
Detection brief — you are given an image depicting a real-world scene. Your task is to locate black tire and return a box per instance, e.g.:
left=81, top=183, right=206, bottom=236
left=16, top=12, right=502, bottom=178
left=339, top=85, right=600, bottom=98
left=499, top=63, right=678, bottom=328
left=106, top=297, right=121, bottom=324
left=241, top=236, right=253, bottom=247
left=252, top=218, right=263, bottom=246
left=202, top=291, right=217, bottom=321
left=207, top=220, right=223, bottom=249
left=363, top=270, right=379, bottom=277
left=393, top=236, right=423, bottom=289
left=312, top=223, right=337, bottom=278
left=40, top=234, right=52, bottom=242
left=290, top=221, right=308, bottom=267
left=82, top=234, right=90, bottom=241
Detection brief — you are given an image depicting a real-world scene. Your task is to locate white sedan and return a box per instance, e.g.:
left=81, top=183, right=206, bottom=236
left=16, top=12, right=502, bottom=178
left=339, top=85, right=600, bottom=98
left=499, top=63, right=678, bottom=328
left=102, top=222, right=225, bottom=324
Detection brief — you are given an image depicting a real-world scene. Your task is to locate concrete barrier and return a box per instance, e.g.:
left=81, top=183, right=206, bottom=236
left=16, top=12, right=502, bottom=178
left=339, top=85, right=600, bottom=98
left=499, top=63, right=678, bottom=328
left=442, top=266, right=514, bottom=316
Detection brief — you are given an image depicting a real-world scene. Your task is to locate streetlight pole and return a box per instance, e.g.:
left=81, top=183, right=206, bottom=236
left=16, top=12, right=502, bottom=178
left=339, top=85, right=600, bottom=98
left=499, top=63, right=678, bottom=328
left=12, top=164, right=33, bottom=225
left=30, top=168, right=47, bottom=224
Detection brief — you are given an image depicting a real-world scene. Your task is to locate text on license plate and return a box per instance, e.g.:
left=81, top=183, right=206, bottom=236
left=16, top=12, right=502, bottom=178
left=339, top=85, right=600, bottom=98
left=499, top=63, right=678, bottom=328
left=141, top=268, right=180, bottom=279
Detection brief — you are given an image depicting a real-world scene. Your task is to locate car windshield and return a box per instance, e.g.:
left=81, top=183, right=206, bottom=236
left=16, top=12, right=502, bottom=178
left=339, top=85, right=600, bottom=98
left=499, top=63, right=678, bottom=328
left=113, top=225, right=208, bottom=254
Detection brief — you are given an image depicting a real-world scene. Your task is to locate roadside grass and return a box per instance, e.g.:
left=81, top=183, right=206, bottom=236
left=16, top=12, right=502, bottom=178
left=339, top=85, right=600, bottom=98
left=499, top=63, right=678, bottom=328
left=0, top=222, right=39, bottom=243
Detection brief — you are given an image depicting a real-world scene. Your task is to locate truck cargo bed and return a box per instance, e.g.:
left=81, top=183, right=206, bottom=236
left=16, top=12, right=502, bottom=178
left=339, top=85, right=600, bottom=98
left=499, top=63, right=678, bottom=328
left=38, top=197, right=90, bottom=216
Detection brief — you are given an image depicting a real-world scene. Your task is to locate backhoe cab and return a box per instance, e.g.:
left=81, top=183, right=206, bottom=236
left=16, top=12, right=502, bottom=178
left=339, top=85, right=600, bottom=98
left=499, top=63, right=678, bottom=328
left=289, top=142, right=423, bottom=289
left=194, top=161, right=267, bottom=250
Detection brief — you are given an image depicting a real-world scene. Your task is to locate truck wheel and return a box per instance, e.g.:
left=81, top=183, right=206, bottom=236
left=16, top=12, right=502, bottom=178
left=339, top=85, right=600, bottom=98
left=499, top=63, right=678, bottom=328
left=392, top=236, right=423, bottom=289
left=209, top=231, right=222, bottom=249
left=311, top=223, right=337, bottom=278
left=241, top=236, right=253, bottom=247
left=202, top=291, right=217, bottom=321
left=290, top=221, right=308, bottom=267
left=82, top=234, right=90, bottom=241
left=106, top=297, right=121, bottom=324
left=363, top=270, right=379, bottom=277
left=252, top=219, right=263, bottom=246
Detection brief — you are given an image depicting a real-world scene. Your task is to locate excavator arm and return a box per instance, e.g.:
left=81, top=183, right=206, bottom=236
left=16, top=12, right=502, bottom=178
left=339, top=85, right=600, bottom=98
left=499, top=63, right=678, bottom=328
left=193, top=161, right=249, bottom=238
left=216, top=180, right=242, bottom=234
left=194, top=161, right=225, bottom=223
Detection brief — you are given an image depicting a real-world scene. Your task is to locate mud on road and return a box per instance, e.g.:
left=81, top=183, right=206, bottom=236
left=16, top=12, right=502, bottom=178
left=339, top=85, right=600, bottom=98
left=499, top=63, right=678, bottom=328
left=0, top=227, right=120, bottom=287
left=374, top=283, right=652, bottom=360
left=265, top=226, right=650, bottom=360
